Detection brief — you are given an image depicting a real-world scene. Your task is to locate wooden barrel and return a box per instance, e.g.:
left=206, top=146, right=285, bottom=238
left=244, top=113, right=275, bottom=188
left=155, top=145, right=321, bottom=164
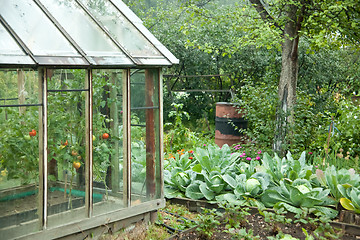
left=215, top=102, right=248, bottom=147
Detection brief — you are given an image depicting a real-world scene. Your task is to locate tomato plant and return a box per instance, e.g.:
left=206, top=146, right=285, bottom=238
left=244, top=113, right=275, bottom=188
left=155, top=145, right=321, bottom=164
left=0, top=108, right=39, bottom=184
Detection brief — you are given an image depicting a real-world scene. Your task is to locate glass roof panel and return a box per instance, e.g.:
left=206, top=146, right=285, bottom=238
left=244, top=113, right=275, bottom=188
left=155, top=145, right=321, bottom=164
left=0, top=23, right=35, bottom=65
left=0, top=23, right=25, bottom=55
left=0, top=0, right=80, bottom=56
left=40, top=0, right=127, bottom=57
left=111, top=0, right=179, bottom=64
left=79, top=0, right=161, bottom=57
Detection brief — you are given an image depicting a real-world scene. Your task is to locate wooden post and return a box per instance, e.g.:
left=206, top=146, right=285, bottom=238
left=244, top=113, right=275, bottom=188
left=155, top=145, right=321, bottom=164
left=145, top=69, right=156, bottom=200
left=157, top=69, right=164, bottom=199
left=110, top=72, right=120, bottom=192
left=85, top=69, right=93, bottom=217
left=17, top=69, right=26, bottom=115
left=46, top=70, right=57, bottom=179
left=38, top=68, right=48, bottom=229
left=122, top=69, right=131, bottom=207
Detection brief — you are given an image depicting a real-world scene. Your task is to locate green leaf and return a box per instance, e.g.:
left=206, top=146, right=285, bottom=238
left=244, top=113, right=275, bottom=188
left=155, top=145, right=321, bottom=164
left=304, top=170, right=313, bottom=180
left=192, top=164, right=202, bottom=173
left=261, top=189, right=292, bottom=207
left=316, top=169, right=326, bottom=186
left=274, top=202, right=302, bottom=215
left=222, top=174, right=237, bottom=189
left=164, top=186, right=184, bottom=199
left=289, top=170, right=298, bottom=181
left=349, top=188, right=360, bottom=209
left=215, top=193, right=245, bottom=206
left=199, top=182, right=216, bottom=200
left=289, top=187, right=303, bottom=207
left=185, top=183, right=204, bottom=200
left=337, top=184, right=349, bottom=199
left=206, top=172, right=225, bottom=192
left=312, top=206, right=338, bottom=219
left=298, top=151, right=306, bottom=168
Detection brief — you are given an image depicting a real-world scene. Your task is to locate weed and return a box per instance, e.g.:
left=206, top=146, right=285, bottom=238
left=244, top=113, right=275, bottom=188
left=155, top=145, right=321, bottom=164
left=195, top=207, right=223, bottom=239
left=220, top=202, right=251, bottom=229
left=229, top=228, right=261, bottom=240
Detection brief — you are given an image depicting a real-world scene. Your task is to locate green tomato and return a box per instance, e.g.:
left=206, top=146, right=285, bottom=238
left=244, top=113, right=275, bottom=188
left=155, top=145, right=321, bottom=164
left=24, top=135, right=31, bottom=140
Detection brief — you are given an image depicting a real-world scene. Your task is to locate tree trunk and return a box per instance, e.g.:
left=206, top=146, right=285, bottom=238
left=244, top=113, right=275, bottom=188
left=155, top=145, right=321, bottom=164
left=273, top=4, right=299, bottom=155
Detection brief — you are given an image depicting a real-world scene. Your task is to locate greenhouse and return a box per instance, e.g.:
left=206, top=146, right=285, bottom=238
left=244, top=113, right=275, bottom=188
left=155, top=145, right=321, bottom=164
left=0, top=0, right=178, bottom=239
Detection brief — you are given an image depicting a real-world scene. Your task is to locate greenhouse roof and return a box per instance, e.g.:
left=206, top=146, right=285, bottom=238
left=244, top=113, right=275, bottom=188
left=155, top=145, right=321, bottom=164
left=0, top=0, right=179, bottom=68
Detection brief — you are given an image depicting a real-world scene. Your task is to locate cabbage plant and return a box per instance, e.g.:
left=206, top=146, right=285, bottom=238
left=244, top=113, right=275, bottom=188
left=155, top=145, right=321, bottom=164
left=164, top=151, right=195, bottom=198
left=261, top=151, right=313, bottom=184
left=185, top=144, right=241, bottom=200
left=315, top=166, right=360, bottom=201
left=261, top=179, right=338, bottom=218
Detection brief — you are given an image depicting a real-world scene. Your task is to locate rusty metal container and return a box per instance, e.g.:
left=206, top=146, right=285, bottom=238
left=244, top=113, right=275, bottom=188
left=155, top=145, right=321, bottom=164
left=215, top=102, right=248, bottom=147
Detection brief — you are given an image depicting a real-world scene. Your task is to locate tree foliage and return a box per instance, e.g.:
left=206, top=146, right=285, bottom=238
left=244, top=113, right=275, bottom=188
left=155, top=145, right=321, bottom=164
left=126, top=0, right=360, bottom=154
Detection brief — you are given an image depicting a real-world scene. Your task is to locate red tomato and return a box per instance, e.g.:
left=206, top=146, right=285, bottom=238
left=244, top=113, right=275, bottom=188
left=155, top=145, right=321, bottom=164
left=29, top=129, right=36, bottom=137
left=102, top=133, right=109, bottom=139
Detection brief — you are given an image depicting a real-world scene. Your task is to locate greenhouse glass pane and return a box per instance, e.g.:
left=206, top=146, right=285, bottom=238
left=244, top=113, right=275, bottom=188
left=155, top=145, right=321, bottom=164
left=79, top=0, right=161, bottom=57
left=46, top=69, right=87, bottom=228
left=40, top=0, right=126, bottom=57
left=0, top=70, right=40, bottom=238
left=0, top=0, right=79, bottom=56
left=130, top=70, right=160, bottom=205
left=0, top=23, right=26, bottom=55
left=0, top=69, right=39, bottom=106
left=92, top=69, right=125, bottom=215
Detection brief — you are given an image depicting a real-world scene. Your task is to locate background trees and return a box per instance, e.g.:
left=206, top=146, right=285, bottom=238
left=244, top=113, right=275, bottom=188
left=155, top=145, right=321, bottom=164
left=126, top=0, right=360, bottom=157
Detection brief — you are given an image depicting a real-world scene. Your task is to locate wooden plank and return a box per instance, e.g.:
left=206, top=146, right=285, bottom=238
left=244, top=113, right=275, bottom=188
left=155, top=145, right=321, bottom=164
left=157, top=68, right=164, bottom=199
left=15, top=199, right=165, bottom=240
left=38, top=68, right=48, bottom=229
left=56, top=212, right=150, bottom=240
left=122, top=69, right=131, bottom=207
left=85, top=69, right=93, bottom=217
left=110, top=72, right=120, bottom=192
left=145, top=69, right=156, bottom=200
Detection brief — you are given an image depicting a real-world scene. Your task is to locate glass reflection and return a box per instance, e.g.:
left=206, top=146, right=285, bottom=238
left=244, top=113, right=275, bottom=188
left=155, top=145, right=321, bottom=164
left=130, top=70, right=160, bottom=205
left=40, top=0, right=125, bottom=56
left=92, top=69, right=125, bottom=215
left=0, top=69, right=40, bottom=237
left=46, top=69, right=87, bottom=227
left=0, top=0, right=79, bottom=56
left=79, top=0, right=161, bottom=57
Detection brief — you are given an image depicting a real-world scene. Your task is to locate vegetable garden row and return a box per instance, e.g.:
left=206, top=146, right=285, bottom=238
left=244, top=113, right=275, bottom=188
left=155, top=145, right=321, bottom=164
left=164, top=144, right=360, bottom=220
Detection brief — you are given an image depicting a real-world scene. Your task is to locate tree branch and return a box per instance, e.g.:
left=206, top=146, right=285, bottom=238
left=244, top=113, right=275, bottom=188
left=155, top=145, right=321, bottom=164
left=291, top=2, right=307, bottom=60
left=248, top=0, right=282, bottom=31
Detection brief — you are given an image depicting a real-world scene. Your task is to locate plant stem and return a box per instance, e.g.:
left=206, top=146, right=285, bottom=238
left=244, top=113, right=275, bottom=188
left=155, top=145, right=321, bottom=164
left=68, top=170, right=74, bottom=209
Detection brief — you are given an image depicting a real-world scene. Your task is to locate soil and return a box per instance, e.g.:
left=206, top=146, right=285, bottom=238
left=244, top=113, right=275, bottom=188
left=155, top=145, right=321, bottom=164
left=106, top=208, right=359, bottom=240
left=174, top=211, right=359, bottom=240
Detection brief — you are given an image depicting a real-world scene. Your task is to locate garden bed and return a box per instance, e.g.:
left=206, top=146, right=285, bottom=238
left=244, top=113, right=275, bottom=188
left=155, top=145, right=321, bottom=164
left=100, top=199, right=360, bottom=240
left=166, top=197, right=360, bottom=239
